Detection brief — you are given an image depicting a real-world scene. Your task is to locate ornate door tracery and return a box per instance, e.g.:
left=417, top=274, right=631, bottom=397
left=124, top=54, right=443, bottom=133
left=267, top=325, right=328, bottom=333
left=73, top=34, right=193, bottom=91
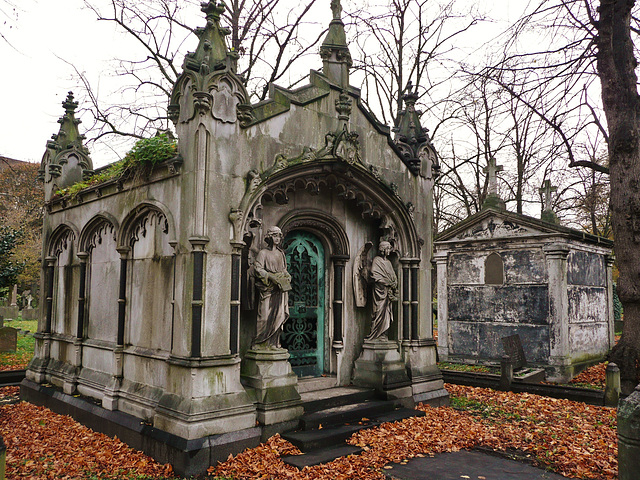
left=283, top=231, right=325, bottom=377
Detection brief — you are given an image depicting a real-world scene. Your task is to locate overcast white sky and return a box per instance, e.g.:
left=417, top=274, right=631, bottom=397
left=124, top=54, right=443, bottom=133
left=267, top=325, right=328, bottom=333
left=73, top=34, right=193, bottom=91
left=0, top=0, right=523, bottom=168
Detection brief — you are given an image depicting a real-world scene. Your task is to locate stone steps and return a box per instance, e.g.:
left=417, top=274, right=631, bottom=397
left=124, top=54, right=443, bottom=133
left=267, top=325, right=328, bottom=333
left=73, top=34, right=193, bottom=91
left=281, top=384, right=424, bottom=469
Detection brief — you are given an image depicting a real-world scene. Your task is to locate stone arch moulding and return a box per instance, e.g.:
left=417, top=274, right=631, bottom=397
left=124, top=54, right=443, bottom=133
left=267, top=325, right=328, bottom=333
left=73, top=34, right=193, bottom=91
left=117, top=200, right=177, bottom=249
left=233, top=163, right=420, bottom=258
left=47, top=222, right=80, bottom=258
left=279, top=210, right=349, bottom=257
left=79, top=213, right=119, bottom=253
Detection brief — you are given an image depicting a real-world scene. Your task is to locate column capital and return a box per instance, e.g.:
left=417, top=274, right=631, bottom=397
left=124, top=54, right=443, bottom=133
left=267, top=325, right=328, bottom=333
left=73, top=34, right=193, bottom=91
left=543, top=243, right=570, bottom=259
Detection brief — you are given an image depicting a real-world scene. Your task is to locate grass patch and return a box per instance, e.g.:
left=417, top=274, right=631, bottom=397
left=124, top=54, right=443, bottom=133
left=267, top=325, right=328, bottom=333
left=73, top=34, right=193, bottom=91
left=0, top=318, right=36, bottom=370
left=56, top=134, right=178, bottom=198
left=438, top=362, right=500, bottom=374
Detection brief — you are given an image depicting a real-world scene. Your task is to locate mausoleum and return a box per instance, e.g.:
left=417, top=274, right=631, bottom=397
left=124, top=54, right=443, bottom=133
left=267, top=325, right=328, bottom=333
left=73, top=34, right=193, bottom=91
left=22, top=2, right=447, bottom=474
left=434, top=170, right=615, bottom=382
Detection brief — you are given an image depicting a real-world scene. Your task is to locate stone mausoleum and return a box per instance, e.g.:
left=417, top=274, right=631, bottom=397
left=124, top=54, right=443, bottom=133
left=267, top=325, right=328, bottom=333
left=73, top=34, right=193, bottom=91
left=434, top=171, right=615, bottom=383
left=22, top=2, right=447, bottom=474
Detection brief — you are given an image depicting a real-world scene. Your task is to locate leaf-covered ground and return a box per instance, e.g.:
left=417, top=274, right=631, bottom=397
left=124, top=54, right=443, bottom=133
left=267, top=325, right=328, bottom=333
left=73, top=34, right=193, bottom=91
left=0, top=384, right=617, bottom=479
left=211, top=384, right=617, bottom=480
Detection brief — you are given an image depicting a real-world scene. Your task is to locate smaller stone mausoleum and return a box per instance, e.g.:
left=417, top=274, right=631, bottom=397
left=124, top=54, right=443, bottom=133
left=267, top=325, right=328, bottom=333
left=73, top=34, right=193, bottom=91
left=434, top=186, right=615, bottom=382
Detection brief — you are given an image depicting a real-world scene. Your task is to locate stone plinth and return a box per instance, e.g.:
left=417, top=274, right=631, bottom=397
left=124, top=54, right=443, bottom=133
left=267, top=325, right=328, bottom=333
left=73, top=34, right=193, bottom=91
left=241, top=348, right=302, bottom=425
left=352, top=339, right=412, bottom=403
left=618, top=384, right=640, bottom=480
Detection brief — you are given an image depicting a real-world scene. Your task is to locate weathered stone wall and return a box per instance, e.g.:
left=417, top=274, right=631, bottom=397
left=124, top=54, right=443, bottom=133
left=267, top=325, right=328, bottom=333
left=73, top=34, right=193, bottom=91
left=445, top=246, right=550, bottom=363
left=567, top=249, right=610, bottom=360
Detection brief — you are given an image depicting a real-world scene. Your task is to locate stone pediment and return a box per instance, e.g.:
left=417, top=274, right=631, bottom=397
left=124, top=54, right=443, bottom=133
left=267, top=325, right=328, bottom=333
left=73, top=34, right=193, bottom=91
left=451, top=216, right=539, bottom=240
left=437, top=209, right=565, bottom=243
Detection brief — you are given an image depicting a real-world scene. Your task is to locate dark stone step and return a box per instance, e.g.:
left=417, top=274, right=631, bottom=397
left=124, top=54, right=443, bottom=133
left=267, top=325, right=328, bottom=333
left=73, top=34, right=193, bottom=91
left=282, top=423, right=367, bottom=451
left=282, top=445, right=363, bottom=469
left=300, top=400, right=395, bottom=430
left=372, top=407, right=426, bottom=424
left=300, top=386, right=377, bottom=413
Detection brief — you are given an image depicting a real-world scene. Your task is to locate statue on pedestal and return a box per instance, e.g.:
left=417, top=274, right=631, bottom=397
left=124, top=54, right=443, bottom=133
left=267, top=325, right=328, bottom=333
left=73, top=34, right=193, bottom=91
left=365, top=241, right=398, bottom=341
left=252, top=226, right=291, bottom=349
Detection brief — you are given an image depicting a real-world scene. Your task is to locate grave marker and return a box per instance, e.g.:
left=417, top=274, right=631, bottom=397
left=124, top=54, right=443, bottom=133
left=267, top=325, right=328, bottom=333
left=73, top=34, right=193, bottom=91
left=0, top=327, right=17, bottom=353
left=501, top=334, right=526, bottom=370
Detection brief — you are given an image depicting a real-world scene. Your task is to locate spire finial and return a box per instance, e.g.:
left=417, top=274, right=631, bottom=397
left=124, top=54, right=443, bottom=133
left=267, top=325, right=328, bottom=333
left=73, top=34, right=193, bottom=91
left=320, top=0, right=351, bottom=87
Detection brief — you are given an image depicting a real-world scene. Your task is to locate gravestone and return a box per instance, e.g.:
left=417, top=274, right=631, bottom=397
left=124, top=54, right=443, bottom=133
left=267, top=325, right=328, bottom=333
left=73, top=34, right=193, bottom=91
left=22, top=308, right=37, bottom=321
left=501, top=334, right=526, bottom=370
left=0, top=315, right=3, bottom=328
left=0, top=327, right=17, bottom=353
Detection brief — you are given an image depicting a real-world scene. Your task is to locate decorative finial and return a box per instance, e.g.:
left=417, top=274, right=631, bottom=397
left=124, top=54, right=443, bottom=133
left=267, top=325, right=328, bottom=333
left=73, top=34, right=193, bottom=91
left=320, top=0, right=351, bottom=87
left=484, top=157, right=503, bottom=198
left=481, top=157, right=505, bottom=210
left=539, top=179, right=559, bottom=224
left=331, top=0, right=342, bottom=20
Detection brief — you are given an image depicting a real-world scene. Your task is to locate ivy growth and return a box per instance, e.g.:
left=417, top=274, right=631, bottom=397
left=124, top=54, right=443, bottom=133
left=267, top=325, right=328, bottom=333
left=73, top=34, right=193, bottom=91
left=55, top=134, right=177, bottom=198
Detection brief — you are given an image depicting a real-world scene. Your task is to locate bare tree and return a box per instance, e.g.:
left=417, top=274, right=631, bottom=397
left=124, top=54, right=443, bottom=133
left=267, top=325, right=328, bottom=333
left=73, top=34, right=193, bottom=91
left=345, top=0, right=481, bottom=127
left=77, top=0, right=325, bottom=151
left=485, top=0, right=640, bottom=392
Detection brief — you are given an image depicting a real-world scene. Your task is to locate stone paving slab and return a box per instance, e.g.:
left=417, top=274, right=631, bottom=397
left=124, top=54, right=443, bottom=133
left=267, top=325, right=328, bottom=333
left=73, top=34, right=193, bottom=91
left=383, top=450, right=567, bottom=480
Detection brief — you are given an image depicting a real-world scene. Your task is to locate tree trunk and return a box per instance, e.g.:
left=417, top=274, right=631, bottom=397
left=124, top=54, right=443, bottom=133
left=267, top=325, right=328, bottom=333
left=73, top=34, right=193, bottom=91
left=597, top=0, right=640, bottom=394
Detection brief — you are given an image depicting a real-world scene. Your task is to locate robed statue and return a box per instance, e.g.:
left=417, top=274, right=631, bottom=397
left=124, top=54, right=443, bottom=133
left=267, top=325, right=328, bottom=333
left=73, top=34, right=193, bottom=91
left=252, top=226, right=292, bottom=349
left=355, top=240, right=398, bottom=341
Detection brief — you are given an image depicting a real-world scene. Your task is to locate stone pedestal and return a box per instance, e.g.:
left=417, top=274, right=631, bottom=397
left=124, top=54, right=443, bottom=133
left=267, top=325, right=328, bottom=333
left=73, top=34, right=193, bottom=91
left=352, top=339, right=412, bottom=403
left=241, top=348, right=302, bottom=425
left=618, top=384, right=640, bottom=480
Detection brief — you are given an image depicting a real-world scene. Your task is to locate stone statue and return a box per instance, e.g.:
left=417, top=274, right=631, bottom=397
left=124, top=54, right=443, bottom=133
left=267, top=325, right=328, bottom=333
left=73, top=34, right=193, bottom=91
left=365, top=241, right=398, bottom=341
left=253, top=226, right=292, bottom=349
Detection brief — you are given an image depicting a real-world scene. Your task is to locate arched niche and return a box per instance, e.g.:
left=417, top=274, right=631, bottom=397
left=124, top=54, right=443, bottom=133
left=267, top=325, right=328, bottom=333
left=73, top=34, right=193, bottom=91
left=485, top=252, right=504, bottom=285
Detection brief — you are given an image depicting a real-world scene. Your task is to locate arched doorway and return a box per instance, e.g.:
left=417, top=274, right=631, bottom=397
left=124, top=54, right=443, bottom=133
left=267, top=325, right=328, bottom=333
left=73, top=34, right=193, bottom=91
left=283, top=231, right=325, bottom=377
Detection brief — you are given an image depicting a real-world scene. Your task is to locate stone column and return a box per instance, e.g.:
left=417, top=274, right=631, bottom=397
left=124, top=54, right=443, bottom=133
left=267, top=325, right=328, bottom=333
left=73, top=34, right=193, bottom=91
left=544, top=243, right=570, bottom=382
left=605, top=254, right=616, bottom=349
left=64, top=251, right=89, bottom=395
left=331, top=255, right=348, bottom=380
left=230, top=240, right=243, bottom=355
left=27, top=256, right=57, bottom=383
left=10, top=284, right=17, bottom=307
left=400, top=259, right=411, bottom=344
left=189, top=237, right=208, bottom=358
left=104, top=247, right=129, bottom=410
left=433, top=251, right=449, bottom=360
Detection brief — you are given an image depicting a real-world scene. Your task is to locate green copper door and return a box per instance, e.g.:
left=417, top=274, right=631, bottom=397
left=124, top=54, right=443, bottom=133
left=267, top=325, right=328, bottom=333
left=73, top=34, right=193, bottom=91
left=283, top=231, right=325, bottom=377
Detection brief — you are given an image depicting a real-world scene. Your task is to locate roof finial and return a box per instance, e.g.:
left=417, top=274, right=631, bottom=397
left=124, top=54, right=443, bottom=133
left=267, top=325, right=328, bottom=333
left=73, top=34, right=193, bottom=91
left=539, top=179, right=559, bottom=224
left=320, top=0, right=351, bottom=88
left=482, top=157, right=506, bottom=210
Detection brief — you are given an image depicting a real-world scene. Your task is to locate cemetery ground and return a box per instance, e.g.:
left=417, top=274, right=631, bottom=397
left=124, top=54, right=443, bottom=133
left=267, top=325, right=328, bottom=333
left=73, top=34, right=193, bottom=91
left=0, top=362, right=617, bottom=480
left=0, top=319, right=36, bottom=371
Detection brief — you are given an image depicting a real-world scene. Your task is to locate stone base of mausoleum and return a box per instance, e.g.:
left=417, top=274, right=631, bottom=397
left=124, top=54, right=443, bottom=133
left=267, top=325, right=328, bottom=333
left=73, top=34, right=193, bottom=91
left=20, top=379, right=263, bottom=477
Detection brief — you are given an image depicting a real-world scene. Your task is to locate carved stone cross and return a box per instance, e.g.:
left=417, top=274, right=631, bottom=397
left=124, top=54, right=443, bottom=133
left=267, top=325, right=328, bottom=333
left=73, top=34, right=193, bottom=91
left=539, top=179, right=557, bottom=211
left=484, top=157, right=503, bottom=197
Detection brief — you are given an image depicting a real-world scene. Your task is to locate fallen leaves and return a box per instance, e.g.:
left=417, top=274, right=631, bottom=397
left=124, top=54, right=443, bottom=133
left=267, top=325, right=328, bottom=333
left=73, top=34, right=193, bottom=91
left=212, top=384, right=617, bottom=480
left=570, top=363, right=607, bottom=388
left=0, top=401, right=174, bottom=479
left=0, top=384, right=618, bottom=479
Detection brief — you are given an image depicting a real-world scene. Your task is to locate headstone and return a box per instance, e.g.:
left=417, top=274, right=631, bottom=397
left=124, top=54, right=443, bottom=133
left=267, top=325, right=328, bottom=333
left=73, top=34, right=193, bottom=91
left=0, top=327, right=17, bottom=353
left=22, top=308, right=37, bottom=321
left=501, top=334, right=526, bottom=370
left=0, top=315, right=3, bottom=328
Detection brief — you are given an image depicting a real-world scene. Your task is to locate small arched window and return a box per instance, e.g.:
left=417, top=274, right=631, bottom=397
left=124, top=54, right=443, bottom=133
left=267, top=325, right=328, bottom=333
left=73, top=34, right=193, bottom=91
left=485, top=252, right=504, bottom=285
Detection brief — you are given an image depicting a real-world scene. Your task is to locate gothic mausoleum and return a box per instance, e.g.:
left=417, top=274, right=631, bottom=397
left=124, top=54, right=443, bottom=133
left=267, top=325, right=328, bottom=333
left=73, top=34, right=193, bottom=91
left=434, top=174, right=615, bottom=383
left=22, top=2, right=447, bottom=474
